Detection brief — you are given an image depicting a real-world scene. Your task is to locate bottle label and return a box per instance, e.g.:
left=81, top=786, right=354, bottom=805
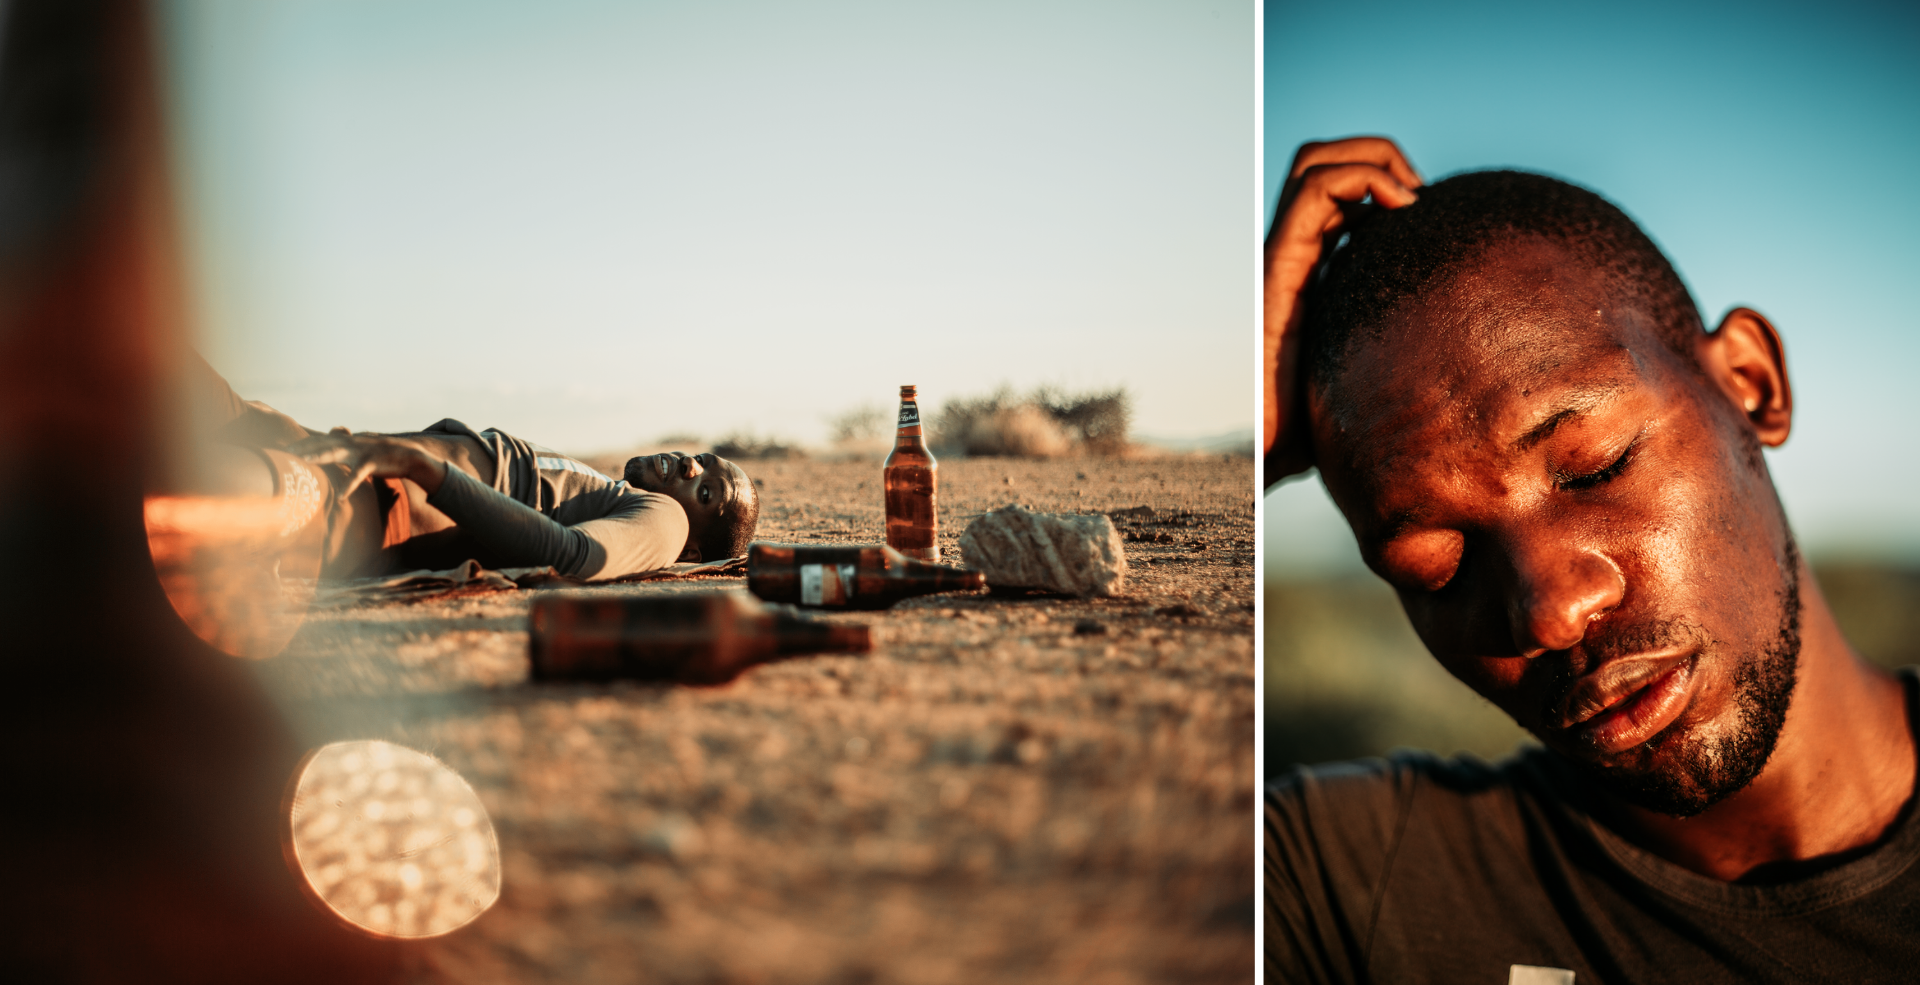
left=799, top=563, right=856, bottom=606
left=897, top=402, right=920, bottom=428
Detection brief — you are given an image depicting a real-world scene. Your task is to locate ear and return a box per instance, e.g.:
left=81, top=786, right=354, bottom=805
left=1698, top=307, right=1792, bottom=447
left=677, top=540, right=702, bottom=563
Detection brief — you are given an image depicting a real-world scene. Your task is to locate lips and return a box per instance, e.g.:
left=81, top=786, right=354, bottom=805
left=1554, top=649, right=1697, bottom=755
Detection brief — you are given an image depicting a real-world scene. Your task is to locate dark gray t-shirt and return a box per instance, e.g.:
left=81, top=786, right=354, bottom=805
left=1265, top=669, right=1920, bottom=984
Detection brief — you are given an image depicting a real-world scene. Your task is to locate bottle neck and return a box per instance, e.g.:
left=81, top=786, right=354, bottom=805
left=771, top=611, right=872, bottom=653
left=895, top=398, right=925, bottom=443
left=895, top=555, right=986, bottom=590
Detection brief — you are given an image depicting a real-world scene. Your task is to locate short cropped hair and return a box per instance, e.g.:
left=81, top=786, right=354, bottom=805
left=698, top=492, right=758, bottom=561
left=1303, top=170, right=1704, bottom=387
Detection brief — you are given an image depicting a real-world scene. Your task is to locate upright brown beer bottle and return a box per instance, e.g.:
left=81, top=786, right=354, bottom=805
left=528, top=591, right=870, bottom=685
left=748, top=542, right=985, bottom=609
left=884, top=385, right=940, bottom=561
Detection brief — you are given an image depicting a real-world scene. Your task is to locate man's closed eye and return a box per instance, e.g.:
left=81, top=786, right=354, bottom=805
left=1556, top=440, right=1637, bottom=492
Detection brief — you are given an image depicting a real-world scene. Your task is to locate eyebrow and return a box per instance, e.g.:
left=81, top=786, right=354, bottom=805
left=706, top=459, right=745, bottom=512
left=1509, top=383, right=1627, bottom=453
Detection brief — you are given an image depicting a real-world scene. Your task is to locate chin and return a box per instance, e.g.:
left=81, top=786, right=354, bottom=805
left=1566, top=644, right=1799, bottom=818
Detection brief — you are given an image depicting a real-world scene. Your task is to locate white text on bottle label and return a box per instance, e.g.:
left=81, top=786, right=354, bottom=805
left=799, top=563, right=857, bottom=606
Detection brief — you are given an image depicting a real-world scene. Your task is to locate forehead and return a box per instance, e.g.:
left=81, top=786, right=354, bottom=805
left=721, top=460, right=754, bottom=504
left=1311, top=241, right=1673, bottom=492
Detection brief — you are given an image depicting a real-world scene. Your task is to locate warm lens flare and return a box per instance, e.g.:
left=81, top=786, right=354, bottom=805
left=144, top=448, right=328, bottom=659
left=283, top=740, right=501, bottom=938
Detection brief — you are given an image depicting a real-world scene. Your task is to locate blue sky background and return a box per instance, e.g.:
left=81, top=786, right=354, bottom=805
left=1265, top=0, right=1920, bottom=574
left=159, top=0, right=1253, bottom=454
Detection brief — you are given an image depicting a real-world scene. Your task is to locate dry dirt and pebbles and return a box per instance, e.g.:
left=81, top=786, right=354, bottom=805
left=249, top=455, right=1255, bottom=985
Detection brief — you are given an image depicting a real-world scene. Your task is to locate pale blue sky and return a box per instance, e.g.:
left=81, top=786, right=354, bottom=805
left=1265, top=0, right=1920, bottom=572
left=161, top=0, right=1254, bottom=453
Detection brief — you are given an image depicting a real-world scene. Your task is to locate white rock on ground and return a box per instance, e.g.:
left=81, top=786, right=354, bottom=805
left=958, top=505, right=1128, bottom=597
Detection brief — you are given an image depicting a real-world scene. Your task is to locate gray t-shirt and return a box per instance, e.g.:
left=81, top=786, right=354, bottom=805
left=1265, top=669, right=1920, bottom=984
left=411, top=419, right=686, bottom=579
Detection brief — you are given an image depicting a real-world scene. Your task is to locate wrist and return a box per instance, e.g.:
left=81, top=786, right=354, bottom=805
left=409, top=450, right=449, bottom=494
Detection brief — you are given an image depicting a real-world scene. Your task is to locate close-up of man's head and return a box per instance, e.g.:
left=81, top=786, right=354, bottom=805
left=624, top=451, right=759, bottom=561
left=1301, top=170, right=1804, bottom=817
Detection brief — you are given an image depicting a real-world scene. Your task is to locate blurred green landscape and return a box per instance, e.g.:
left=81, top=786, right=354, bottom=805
left=1264, top=562, right=1920, bottom=778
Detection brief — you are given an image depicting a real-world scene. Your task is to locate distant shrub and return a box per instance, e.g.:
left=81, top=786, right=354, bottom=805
left=826, top=404, right=890, bottom=444
left=712, top=432, right=803, bottom=460
left=932, top=385, right=1132, bottom=458
left=1033, top=386, right=1131, bottom=455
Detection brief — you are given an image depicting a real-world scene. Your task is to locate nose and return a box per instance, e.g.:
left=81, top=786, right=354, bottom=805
left=682, top=455, right=704, bottom=479
left=1504, top=546, right=1624, bottom=657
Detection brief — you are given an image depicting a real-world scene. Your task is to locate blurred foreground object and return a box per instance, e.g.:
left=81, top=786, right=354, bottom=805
left=959, top=505, right=1128, bottom=597
left=143, top=449, right=329, bottom=658
left=747, top=542, right=985, bottom=609
left=529, top=590, right=870, bottom=684
left=884, top=385, right=940, bottom=561
left=283, top=740, right=501, bottom=939
left=0, top=0, right=406, bottom=977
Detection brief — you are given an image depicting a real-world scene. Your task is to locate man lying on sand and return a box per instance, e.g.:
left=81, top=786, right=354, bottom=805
left=185, top=355, right=758, bottom=580
left=1263, top=137, right=1918, bottom=981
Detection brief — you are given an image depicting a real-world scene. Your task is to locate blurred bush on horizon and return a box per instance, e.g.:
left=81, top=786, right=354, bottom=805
left=1265, top=561, right=1920, bottom=779
left=932, top=385, right=1132, bottom=459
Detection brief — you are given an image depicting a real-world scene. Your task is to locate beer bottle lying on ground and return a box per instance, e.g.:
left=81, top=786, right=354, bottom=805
left=884, top=384, right=940, bottom=561
left=528, top=590, right=870, bottom=685
left=747, top=542, right=986, bottom=609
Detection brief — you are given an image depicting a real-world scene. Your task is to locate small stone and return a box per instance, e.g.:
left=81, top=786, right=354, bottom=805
left=1072, top=619, right=1106, bottom=635
left=959, top=505, right=1128, bottom=597
left=639, top=812, right=705, bottom=859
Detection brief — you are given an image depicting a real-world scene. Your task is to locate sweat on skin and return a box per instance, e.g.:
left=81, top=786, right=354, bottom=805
left=1266, top=141, right=1920, bottom=982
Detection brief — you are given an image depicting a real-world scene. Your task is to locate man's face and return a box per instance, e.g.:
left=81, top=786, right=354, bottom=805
left=1309, top=238, right=1800, bottom=817
left=625, top=451, right=754, bottom=546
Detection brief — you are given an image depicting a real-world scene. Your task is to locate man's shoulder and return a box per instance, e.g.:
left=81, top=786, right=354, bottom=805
left=1267, top=747, right=1531, bottom=822
left=1266, top=747, right=1547, bottom=890
left=1265, top=748, right=1562, bottom=982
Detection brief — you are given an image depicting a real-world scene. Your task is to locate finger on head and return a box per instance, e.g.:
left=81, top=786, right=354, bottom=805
left=1298, top=162, right=1418, bottom=209
left=1289, top=136, right=1424, bottom=188
left=1274, top=165, right=1416, bottom=254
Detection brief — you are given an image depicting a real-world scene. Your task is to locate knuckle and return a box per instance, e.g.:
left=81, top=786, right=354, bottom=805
left=1298, top=161, right=1340, bottom=182
left=1299, top=161, right=1370, bottom=187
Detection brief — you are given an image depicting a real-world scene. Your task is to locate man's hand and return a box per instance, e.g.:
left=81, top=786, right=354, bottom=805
left=289, top=429, right=449, bottom=495
left=1265, top=137, right=1422, bottom=485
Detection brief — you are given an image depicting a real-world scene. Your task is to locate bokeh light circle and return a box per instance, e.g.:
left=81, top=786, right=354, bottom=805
left=284, top=740, right=501, bottom=938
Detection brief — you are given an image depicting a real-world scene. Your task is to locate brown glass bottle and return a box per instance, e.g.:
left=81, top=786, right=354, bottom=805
left=748, top=542, right=986, bottom=609
left=884, top=385, right=940, bottom=561
left=528, top=591, right=870, bottom=685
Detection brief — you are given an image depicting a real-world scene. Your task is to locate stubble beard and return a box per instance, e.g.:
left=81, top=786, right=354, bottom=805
left=1574, top=538, right=1804, bottom=818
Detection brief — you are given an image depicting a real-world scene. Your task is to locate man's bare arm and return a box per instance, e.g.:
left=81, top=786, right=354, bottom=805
left=1264, top=137, right=1422, bottom=487
left=289, top=430, right=450, bottom=494
left=288, top=430, right=689, bottom=578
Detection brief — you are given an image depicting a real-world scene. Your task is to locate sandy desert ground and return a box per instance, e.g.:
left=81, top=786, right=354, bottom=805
left=247, top=454, right=1255, bottom=984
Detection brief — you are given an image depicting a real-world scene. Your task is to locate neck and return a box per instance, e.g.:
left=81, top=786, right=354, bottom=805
left=1609, top=556, right=1915, bottom=881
